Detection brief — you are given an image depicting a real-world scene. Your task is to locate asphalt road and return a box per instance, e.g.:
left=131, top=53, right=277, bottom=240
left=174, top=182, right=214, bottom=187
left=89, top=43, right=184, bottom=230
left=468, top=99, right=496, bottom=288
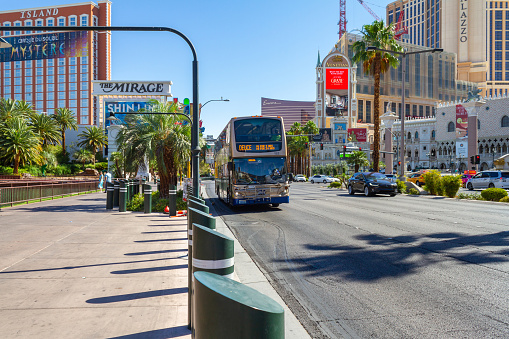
left=204, top=181, right=509, bottom=339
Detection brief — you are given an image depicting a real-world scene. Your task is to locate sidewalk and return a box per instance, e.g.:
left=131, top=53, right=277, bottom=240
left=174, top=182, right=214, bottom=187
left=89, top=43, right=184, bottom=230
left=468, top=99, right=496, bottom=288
left=0, top=191, right=310, bottom=338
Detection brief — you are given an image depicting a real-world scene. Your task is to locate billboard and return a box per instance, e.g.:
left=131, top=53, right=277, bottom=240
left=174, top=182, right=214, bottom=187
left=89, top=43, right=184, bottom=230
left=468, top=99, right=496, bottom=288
left=456, top=140, right=468, bottom=158
left=334, top=122, right=347, bottom=131
left=0, top=31, right=88, bottom=62
left=312, top=128, right=332, bottom=142
left=455, top=104, right=468, bottom=138
left=93, top=81, right=172, bottom=96
left=347, top=128, right=367, bottom=142
left=104, top=101, right=153, bottom=128
left=325, top=68, right=349, bottom=90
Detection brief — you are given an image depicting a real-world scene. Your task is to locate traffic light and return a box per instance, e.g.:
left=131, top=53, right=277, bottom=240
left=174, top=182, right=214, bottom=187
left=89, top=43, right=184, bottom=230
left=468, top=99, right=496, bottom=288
left=183, top=98, right=190, bottom=115
left=475, top=155, right=480, bottom=164
left=398, top=161, right=401, bottom=166
left=359, top=147, right=362, bottom=151
left=305, top=142, right=308, bottom=149
left=470, top=156, right=475, bottom=164
left=320, top=143, right=323, bottom=150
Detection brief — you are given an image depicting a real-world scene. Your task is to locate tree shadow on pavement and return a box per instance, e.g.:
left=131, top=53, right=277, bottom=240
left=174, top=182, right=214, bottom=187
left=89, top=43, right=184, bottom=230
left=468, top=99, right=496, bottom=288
left=107, top=325, right=191, bottom=339
left=276, top=231, right=509, bottom=282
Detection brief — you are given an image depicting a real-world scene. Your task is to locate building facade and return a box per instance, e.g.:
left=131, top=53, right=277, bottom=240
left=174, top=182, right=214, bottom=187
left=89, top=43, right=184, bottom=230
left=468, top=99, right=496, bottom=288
left=0, top=1, right=111, bottom=127
left=387, top=0, right=509, bottom=98
left=261, top=97, right=315, bottom=131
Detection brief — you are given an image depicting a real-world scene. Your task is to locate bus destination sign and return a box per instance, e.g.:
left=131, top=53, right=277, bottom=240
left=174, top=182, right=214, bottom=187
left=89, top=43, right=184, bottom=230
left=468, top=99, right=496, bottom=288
left=237, top=142, right=281, bottom=152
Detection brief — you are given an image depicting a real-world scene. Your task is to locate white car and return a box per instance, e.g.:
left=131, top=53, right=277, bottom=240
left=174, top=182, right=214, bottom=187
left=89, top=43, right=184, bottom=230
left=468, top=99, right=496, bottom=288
left=466, top=170, right=509, bottom=190
left=294, top=174, right=307, bottom=182
left=309, top=175, right=339, bottom=184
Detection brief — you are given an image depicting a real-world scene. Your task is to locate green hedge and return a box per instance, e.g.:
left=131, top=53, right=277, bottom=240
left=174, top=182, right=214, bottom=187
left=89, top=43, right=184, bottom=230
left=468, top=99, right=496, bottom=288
left=396, top=180, right=406, bottom=194
left=441, top=175, right=462, bottom=198
left=480, top=188, right=508, bottom=202
left=500, top=196, right=509, bottom=203
left=127, top=189, right=187, bottom=212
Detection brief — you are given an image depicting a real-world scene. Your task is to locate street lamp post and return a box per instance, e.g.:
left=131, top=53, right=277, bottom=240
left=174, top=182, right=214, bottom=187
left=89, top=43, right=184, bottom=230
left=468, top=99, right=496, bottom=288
left=199, top=97, right=229, bottom=114
left=366, top=46, right=443, bottom=180
left=426, top=152, right=431, bottom=169
left=0, top=25, right=201, bottom=197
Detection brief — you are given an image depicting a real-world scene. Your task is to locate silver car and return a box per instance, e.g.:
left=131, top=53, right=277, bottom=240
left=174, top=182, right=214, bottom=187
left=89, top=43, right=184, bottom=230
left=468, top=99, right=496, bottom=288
left=310, top=174, right=338, bottom=184
left=466, top=171, right=509, bottom=190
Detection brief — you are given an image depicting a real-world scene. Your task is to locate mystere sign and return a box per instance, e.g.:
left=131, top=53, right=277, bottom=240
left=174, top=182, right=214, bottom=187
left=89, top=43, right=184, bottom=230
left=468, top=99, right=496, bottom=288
left=93, top=81, right=172, bottom=96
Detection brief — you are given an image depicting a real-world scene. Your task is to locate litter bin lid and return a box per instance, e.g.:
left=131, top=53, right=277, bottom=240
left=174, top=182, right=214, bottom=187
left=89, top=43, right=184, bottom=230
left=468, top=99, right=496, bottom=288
left=194, top=271, right=283, bottom=313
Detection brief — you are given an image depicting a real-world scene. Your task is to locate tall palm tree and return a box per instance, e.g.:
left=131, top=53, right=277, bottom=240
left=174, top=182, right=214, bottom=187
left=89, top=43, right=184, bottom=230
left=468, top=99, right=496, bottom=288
left=77, top=126, right=108, bottom=165
left=52, top=107, right=78, bottom=154
left=30, top=113, right=61, bottom=147
left=0, top=116, right=41, bottom=174
left=116, top=100, right=191, bottom=198
left=352, top=20, right=402, bottom=173
left=302, top=120, right=319, bottom=176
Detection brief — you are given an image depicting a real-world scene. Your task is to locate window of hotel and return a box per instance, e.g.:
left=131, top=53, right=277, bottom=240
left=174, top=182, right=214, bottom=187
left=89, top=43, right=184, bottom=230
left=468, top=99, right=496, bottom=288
left=13, top=94, right=21, bottom=100
left=36, top=93, right=43, bottom=101
left=14, top=21, right=22, bottom=35
left=58, top=92, right=66, bottom=99
left=46, top=101, right=54, bottom=109
left=58, top=17, right=65, bottom=26
left=69, top=16, right=77, bottom=26
left=69, top=66, right=77, bottom=73
left=502, top=116, right=509, bottom=127
left=4, top=63, right=10, bottom=69
left=35, top=19, right=43, bottom=32
left=447, top=121, right=454, bottom=132
left=3, top=22, right=11, bottom=36
left=58, top=100, right=66, bottom=108
left=24, top=20, right=32, bottom=34
left=47, top=93, right=54, bottom=101
left=80, top=57, right=88, bottom=64
left=26, top=77, right=32, bottom=85
left=47, top=68, right=54, bottom=76
left=58, top=83, right=65, bottom=91
left=69, top=100, right=77, bottom=107
left=25, top=85, right=32, bottom=92
left=80, top=74, right=88, bottom=81
left=70, top=74, right=77, bottom=82
left=4, top=78, right=11, bottom=86
left=81, top=15, right=88, bottom=26
left=25, top=68, right=32, bottom=76
left=36, top=60, right=43, bottom=67
left=46, top=18, right=54, bottom=26
left=36, top=76, right=43, bottom=84
left=58, top=59, right=65, bottom=66
left=4, top=87, right=11, bottom=94
left=495, top=41, right=502, bottom=50
left=47, top=84, right=54, bottom=92
left=365, top=101, right=372, bottom=123
left=69, top=83, right=77, bottom=91
left=14, top=78, right=21, bottom=85
left=496, top=72, right=503, bottom=80
left=47, top=76, right=54, bottom=84
left=81, top=65, right=88, bottom=73
left=81, top=82, right=88, bottom=90
left=25, top=93, right=32, bottom=101
left=14, top=86, right=21, bottom=94
left=70, top=91, right=77, bottom=99
left=58, top=66, right=65, bottom=74
left=81, top=115, right=89, bottom=125
left=58, top=75, right=65, bottom=83
left=358, top=100, right=364, bottom=122
left=81, top=99, right=89, bottom=107
left=69, top=57, right=76, bottom=66
left=36, top=68, right=43, bottom=76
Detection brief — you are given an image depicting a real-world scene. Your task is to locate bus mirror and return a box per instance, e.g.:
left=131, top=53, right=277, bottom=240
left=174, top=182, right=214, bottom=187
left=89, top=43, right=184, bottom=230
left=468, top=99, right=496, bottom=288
left=227, top=162, right=233, bottom=171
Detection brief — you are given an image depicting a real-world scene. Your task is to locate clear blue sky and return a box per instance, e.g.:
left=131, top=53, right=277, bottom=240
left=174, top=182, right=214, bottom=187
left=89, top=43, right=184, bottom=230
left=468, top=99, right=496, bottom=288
left=4, top=0, right=391, bottom=137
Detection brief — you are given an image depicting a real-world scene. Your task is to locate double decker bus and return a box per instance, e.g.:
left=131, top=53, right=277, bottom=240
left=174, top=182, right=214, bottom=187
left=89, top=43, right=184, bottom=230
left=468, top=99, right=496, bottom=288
left=214, top=116, right=290, bottom=207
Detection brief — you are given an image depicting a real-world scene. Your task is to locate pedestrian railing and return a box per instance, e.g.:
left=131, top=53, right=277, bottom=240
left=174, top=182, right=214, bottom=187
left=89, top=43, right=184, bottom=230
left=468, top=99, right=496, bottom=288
left=0, top=179, right=99, bottom=208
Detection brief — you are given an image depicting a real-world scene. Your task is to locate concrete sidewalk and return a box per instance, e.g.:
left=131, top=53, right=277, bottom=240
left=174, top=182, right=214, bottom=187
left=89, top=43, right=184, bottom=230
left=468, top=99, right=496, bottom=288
left=0, top=191, right=310, bottom=338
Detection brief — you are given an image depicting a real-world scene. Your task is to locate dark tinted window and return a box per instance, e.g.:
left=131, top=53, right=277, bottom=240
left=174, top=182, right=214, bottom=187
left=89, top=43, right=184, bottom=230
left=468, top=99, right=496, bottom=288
left=501, top=172, right=509, bottom=178
left=488, top=172, right=499, bottom=177
left=234, top=118, right=282, bottom=142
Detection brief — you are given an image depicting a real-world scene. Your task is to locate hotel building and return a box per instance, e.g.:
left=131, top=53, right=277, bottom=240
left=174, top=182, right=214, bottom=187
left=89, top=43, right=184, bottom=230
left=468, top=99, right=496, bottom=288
left=0, top=1, right=111, bottom=127
left=386, top=0, right=509, bottom=98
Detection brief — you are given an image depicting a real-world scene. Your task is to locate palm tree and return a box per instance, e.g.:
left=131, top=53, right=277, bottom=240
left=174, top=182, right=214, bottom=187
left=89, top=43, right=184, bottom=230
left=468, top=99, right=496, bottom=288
left=0, top=98, right=34, bottom=121
left=347, top=150, right=369, bottom=173
left=52, top=107, right=78, bottom=154
left=0, top=116, right=42, bottom=174
left=352, top=20, right=402, bottom=173
left=73, top=148, right=95, bottom=170
left=77, top=126, right=108, bottom=165
left=30, top=113, right=61, bottom=147
left=302, top=120, right=319, bottom=176
left=116, top=99, right=191, bottom=198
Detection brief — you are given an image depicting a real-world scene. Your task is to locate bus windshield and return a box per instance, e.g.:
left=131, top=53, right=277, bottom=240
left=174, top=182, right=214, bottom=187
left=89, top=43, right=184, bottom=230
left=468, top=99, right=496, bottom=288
left=234, top=118, right=282, bottom=142
left=233, top=157, right=286, bottom=184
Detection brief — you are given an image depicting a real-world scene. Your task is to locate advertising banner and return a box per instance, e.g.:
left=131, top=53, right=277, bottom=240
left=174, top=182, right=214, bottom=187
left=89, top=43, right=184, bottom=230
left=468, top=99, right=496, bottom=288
left=0, top=31, right=88, bottom=62
left=312, top=128, right=332, bottom=142
left=104, top=101, right=153, bottom=128
left=347, top=128, right=367, bottom=142
left=334, top=122, right=347, bottom=131
left=455, top=104, right=468, bottom=138
left=325, top=68, right=349, bottom=90
left=456, top=139, right=468, bottom=159
left=93, top=81, right=172, bottom=96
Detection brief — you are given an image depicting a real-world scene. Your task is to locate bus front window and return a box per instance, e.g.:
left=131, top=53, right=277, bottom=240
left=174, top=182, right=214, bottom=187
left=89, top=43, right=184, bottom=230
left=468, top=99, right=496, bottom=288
left=234, top=158, right=287, bottom=184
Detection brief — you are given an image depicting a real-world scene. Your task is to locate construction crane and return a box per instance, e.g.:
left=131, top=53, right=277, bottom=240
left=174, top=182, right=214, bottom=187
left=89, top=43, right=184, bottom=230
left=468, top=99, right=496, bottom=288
left=357, top=0, right=381, bottom=21
left=338, top=0, right=347, bottom=40
left=393, top=7, right=408, bottom=40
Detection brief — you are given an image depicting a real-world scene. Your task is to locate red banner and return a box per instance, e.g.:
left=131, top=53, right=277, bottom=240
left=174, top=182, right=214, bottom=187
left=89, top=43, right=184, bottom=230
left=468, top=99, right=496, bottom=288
left=347, top=128, right=367, bottom=142
left=326, top=68, right=349, bottom=90
left=455, top=104, right=468, bottom=138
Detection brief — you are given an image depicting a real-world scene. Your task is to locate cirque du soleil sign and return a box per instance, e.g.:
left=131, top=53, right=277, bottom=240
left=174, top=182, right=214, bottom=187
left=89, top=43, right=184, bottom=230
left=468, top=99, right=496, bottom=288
left=0, top=31, right=88, bottom=62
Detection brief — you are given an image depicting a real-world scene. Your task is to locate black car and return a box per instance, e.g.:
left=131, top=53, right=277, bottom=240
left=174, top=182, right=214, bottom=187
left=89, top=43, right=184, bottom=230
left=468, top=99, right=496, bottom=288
left=348, top=172, right=398, bottom=197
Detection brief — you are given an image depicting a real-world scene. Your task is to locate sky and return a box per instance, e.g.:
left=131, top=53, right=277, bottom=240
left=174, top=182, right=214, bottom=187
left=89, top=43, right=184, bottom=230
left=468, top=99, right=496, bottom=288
left=3, top=0, right=392, bottom=137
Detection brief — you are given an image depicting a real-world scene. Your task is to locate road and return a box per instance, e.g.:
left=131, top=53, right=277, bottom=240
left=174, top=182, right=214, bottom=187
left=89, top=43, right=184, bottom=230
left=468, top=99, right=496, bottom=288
left=204, top=181, right=509, bottom=338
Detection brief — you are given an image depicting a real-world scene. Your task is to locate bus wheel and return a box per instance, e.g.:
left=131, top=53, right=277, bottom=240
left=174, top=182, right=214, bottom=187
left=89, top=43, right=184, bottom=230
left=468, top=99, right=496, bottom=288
left=271, top=203, right=280, bottom=208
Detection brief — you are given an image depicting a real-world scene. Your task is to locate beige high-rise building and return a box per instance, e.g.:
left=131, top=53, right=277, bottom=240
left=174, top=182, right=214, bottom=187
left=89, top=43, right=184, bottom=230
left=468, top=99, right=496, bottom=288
left=387, top=0, right=508, bottom=97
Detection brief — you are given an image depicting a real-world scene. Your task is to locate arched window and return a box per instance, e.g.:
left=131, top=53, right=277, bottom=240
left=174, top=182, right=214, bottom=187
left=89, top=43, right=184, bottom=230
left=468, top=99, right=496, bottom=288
left=407, top=132, right=412, bottom=140
left=497, top=144, right=502, bottom=153
left=478, top=119, right=481, bottom=129
left=438, top=147, right=442, bottom=156
left=502, top=115, right=509, bottom=127
left=485, top=145, right=489, bottom=154
left=415, top=131, right=419, bottom=139
left=447, top=121, right=455, bottom=132
left=415, top=150, right=419, bottom=158
left=503, top=144, right=508, bottom=153
left=479, top=145, right=484, bottom=154
left=431, top=130, right=436, bottom=138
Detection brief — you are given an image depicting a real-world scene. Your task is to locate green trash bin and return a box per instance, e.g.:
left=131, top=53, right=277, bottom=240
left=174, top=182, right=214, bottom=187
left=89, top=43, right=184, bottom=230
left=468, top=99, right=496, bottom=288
left=193, top=271, right=285, bottom=339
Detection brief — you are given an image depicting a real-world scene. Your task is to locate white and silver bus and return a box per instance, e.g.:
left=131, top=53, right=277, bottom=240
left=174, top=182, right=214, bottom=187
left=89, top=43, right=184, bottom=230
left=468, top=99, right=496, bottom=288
left=214, top=116, right=291, bottom=207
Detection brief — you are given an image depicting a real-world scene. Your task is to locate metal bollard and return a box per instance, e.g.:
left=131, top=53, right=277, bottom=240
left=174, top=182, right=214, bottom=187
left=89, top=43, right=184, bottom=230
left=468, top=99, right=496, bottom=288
left=119, top=180, right=127, bottom=212
left=113, top=180, right=119, bottom=207
left=193, top=271, right=284, bottom=339
left=188, top=199, right=209, bottom=214
left=188, top=195, right=205, bottom=205
left=106, top=182, right=114, bottom=210
left=144, top=184, right=152, bottom=214
left=187, top=207, right=216, bottom=329
left=168, top=184, right=177, bottom=217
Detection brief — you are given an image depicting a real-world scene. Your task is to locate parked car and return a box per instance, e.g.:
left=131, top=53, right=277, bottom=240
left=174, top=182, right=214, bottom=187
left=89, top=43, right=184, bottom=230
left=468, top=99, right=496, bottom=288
left=310, top=174, right=337, bottom=184
left=348, top=172, right=398, bottom=196
left=385, top=174, right=397, bottom=182
left=326, top=175, right=340, bottom=183
left=294, top=174, right=307, bottom=182
left=466, top=170, right=509, bottom=190
left=461, top=174, right=472, bottom=188
left=407, top=172, right=426, bottom=186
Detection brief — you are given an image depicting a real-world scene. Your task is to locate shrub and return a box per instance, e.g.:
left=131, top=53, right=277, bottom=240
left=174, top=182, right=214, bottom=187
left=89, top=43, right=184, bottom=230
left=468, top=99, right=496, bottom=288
left=396, top=180, right=407, bottom=194
left=500, top=196, right=509, bottom=203
left=423, top=170, right=442, bottom=195
left=480, top=188, right=508, bottom=202
left=127, top=189, right=187, bottom=212
left=408, top=188, right=420, bottom=195
left=329, top=181, right=342, bottom=188
left=0, top=166, right=14, bottom=175
left=457, top=193, right=483, bottom=200
left=19, top=165, right=42, bottom=176
left=441, top=175, right=462, bottom=198
left=50, top=164, right=73, bottom=176
left=94, top=162, right=108, bottom=171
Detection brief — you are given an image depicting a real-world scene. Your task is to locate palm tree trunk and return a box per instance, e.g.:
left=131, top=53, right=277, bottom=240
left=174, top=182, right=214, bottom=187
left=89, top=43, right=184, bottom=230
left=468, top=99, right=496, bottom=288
left=13, top=154, right=20, bottom=175
left=373, top=55, right=382, bottom=173
left=61, top=130, right=66, bottom=154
